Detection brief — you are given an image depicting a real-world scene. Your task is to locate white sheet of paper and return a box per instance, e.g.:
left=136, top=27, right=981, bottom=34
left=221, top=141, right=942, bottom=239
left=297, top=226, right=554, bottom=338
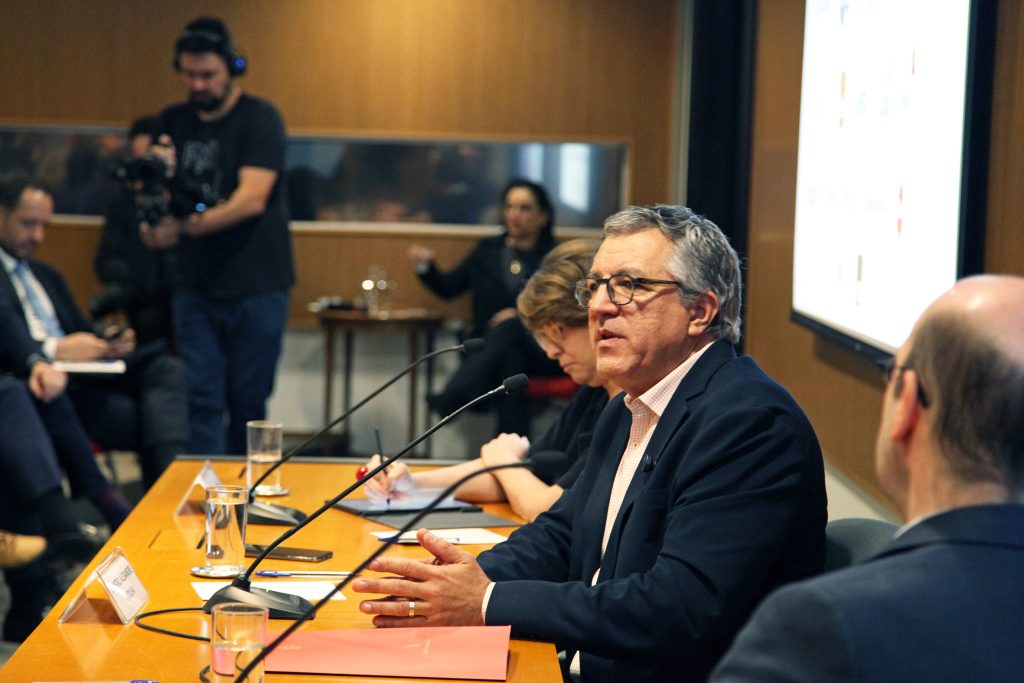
left=52, top=360, right=126, bottom=374
left=191, top=580, right=347, bottom=602
left=371, top=528, right=509, bottom=545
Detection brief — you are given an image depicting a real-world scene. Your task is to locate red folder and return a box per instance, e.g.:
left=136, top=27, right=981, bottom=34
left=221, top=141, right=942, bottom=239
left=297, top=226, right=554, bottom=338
left=266, top=625, right=511, bottom=680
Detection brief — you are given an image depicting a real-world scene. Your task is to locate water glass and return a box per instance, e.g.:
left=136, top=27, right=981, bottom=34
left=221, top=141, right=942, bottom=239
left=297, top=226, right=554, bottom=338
left=204, top=484, right=247, bottom=576
left=210, top=602, right=267, bottom=683
left=247, top=420, right=287, bottom=496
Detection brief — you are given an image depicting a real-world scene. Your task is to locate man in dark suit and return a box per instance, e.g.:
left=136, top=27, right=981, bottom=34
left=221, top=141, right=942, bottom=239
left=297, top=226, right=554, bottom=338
left=352, top=206, right=827, bottom=681
left=712, top=275, right=1024, bottom=682
left=0, top=371, right=113, bottom=641
left=0, top=179, right=188, bottom=488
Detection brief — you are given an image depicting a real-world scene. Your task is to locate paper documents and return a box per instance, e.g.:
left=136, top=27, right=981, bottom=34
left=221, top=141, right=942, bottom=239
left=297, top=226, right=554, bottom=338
left=52, top=360, right=126, bottom=374
left=371, top=528, right=509, bottom=545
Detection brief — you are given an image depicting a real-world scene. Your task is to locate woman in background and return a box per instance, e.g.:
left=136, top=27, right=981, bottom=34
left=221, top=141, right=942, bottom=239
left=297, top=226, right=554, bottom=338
left=366, top=239, right=620, bottom=522
left=408, top=179, right=562, bottom=437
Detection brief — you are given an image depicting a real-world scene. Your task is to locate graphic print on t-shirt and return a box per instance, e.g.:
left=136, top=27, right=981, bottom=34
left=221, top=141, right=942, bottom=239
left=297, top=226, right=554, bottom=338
left=179, top=138, right=223, bottom=198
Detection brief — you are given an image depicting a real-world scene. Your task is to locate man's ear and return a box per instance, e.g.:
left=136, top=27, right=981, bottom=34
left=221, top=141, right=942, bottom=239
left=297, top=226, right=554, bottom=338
left=687, top=290, right=720, bottom=336
left=890, top=370, right=925, bottom=442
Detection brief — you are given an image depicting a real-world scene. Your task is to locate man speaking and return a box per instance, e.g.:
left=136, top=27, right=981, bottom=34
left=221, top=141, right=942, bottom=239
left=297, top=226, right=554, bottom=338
left=353, top=206, right=828, bottom=681
left=146, top=17, right=294, bottom=454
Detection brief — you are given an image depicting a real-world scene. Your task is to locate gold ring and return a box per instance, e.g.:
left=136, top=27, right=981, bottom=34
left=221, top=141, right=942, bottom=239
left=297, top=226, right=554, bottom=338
left=408, top=600, right=416, bottom=617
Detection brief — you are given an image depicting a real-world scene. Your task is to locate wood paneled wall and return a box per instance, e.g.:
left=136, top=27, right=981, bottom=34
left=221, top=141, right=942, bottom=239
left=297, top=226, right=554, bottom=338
left=13, top=0, right=1024, bottom=506
left=35, top=220, right=490, bottom=326
left=746, top=0, right=1024, bottom=504
left=0, top=0, right=676, bottom=204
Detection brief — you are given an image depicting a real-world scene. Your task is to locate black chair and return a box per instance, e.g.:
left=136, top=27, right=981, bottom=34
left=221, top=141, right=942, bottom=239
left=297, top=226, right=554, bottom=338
left=824, top=517, right=898, bottom=572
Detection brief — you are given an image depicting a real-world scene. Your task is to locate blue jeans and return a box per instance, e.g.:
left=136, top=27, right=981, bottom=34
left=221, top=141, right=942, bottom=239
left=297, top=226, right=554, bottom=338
left=173, top=290, right=289, bottom=454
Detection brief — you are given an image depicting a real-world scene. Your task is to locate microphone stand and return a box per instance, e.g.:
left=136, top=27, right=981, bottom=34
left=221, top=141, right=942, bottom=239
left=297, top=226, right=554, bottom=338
left=232, top=455, right=558, bottom=683
left=203, top=374, right=528, bottom=619
left=247, top=338, right=484, bottom=526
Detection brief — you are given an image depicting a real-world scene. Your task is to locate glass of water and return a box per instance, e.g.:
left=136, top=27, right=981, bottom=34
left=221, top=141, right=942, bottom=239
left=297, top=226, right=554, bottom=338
left=195, top=484, right=248, bottom=578
left=210, top=602, right=267, bottom=683
left=247, top=420, right=288, bottom=497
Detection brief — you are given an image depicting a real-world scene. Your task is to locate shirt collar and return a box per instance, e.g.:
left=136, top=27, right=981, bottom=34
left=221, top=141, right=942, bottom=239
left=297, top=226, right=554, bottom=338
left=0, top=247, right=19, bottom=275
left=625, top=341, right=714, bottom=418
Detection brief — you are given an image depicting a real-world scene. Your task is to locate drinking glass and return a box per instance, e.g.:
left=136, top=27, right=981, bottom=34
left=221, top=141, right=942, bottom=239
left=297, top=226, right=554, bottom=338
left=247, top=420, right=287, bottom=496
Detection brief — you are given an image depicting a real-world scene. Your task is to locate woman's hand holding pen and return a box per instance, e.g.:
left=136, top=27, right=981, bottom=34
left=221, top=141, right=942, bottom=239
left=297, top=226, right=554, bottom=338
left=360, top=454, right=415, bottom=501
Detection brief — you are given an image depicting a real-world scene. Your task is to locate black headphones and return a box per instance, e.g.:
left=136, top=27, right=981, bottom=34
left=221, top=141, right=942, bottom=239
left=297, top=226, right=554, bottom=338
left=173, top=27, right=247, bottom=77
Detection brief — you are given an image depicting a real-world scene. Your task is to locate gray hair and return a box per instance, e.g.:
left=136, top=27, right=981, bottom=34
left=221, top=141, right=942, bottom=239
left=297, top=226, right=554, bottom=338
left=603, top=205, right=742, bottom=344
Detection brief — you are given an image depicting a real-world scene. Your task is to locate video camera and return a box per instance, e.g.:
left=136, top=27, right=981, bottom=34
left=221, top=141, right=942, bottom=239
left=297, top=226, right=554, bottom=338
left=112, top=154, right=219, bottom=226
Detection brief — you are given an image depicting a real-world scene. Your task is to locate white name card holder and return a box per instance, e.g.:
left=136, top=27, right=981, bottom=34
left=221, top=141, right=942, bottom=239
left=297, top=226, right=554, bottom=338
left=173, top=460, right=222, bottom=517
left=58, top=546, right=149, bottom=625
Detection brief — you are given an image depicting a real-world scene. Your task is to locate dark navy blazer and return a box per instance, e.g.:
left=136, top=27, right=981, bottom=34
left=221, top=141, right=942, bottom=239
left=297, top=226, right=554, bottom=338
left=0, top=258, right=96, bottom=369
left=712, top=504, right=1024, bottom=682
left=478, top=339, right=827, bottom=682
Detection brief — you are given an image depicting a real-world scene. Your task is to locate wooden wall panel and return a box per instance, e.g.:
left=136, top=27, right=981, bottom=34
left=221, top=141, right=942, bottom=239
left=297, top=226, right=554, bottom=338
left=36, top=220, right=481, bottom=327
left=746, top=0, right=1024, bottom=507
left=986, top=0, right=1024, bottom=275
left=0, top=0, right=676, bottom=204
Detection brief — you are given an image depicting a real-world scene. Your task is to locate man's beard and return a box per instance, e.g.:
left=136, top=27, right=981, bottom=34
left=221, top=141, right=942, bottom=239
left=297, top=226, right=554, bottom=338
left=190, top=82, right=232, bottom=112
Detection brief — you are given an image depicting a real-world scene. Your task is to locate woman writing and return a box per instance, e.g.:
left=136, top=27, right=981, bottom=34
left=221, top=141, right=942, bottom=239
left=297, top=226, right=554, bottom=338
left=366, top=239, right=621, bottom=522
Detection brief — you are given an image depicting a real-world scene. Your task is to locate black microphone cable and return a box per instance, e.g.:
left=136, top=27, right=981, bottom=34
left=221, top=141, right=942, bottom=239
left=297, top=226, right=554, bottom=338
left=133, top=374, right=532, bottom=647
left=243, top=337, right=485, bottom=491
left=232, top=451, right=565, bottom=683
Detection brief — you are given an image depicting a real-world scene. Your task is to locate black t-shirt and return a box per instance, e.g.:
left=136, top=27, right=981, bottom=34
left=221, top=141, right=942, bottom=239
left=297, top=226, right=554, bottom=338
left=528, top=385, right=611, bottom=489
left=157, top=94, right=294, bottom=300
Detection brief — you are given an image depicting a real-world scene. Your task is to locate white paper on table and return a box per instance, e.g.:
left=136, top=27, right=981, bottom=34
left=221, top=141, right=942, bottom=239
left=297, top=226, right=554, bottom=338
left=371, top=528, right=509, bottom=545
left=52, top=359, right=126, bottom=374
left=191, top=580, right=347, bottom=602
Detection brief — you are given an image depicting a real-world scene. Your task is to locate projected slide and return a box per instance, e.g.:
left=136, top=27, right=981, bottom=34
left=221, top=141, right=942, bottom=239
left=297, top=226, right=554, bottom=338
left=792, top=0, right=972, bottom=353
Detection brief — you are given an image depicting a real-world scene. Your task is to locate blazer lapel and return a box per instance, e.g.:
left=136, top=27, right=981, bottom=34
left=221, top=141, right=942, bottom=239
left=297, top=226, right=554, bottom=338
left=577, top=410, right=631, bottom=582
left=598, top=341, right=737, bottom=575
left=0, top=266, right=21, bottom=311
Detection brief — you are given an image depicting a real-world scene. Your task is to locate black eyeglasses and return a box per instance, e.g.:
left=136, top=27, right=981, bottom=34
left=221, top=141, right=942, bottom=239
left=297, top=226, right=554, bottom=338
left=876, top=356, right=930, bottom=407
left=573, top=274, right=683, bottom=308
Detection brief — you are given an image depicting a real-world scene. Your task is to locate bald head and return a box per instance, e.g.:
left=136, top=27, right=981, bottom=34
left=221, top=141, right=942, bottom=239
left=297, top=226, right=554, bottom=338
left=922, top=275, right=1024, bottom=366
left=903, top=275, right=1024, bottom=497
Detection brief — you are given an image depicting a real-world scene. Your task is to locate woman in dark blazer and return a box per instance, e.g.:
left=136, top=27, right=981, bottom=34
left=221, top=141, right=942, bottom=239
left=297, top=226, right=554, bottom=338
left=408, top=178, right=562, bottom=436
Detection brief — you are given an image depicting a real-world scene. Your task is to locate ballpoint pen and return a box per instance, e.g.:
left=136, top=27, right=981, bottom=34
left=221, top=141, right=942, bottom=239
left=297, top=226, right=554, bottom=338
left=255, top=570, right=352, bottom=577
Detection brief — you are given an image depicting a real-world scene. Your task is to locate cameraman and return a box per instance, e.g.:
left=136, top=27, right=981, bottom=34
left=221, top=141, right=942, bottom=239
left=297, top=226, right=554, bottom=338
left=95, top=116, right=176, bottom=347
left=144, top=17, right=294, bottom=455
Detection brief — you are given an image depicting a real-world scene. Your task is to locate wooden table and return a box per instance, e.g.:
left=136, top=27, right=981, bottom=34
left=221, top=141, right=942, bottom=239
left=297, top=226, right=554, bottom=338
left=0, top=458, right=561, bottom=682
left=318, top=308, right=444, bottom=457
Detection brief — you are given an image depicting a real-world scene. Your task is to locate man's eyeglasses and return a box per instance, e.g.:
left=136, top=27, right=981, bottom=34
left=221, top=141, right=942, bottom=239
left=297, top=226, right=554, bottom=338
left=573, top=274, right=683, bottom=308
left=876, top=356, right=930, bottom=407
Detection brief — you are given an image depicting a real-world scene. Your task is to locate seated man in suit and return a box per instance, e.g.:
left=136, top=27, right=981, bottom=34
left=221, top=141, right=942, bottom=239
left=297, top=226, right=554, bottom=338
left=0, top=300, right=133, bottom=531
left=0, top=369, right=115, bottom=641
left=712, top=275, right=1024, bottom=682
left=353, top=205, right=828, bottom=682
left=0, top=179, right=188, bottom=488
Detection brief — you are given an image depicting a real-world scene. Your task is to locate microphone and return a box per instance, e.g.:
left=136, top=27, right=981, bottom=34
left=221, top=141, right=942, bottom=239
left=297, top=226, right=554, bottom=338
left=203, top=373, right=529, bottom=619
left=246, top=338, right=484, bottom=526
left=641, top=451, right=657, bottom=473
left=231, top=449, right=567, bottom=682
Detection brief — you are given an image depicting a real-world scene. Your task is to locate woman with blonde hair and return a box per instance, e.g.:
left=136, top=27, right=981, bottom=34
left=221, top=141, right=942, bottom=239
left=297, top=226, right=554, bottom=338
left=364, top=239, right=621, bottom=522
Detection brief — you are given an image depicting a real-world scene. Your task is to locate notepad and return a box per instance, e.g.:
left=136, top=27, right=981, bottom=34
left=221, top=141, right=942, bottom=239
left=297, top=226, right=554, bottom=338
left=334, top=494, right=479, bottom=516
left=371, top=527, right=510, bottom=545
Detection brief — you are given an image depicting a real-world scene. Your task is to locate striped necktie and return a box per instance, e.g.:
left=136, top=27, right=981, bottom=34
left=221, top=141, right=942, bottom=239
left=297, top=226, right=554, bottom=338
left=12, top=261, right=64, bottom=338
